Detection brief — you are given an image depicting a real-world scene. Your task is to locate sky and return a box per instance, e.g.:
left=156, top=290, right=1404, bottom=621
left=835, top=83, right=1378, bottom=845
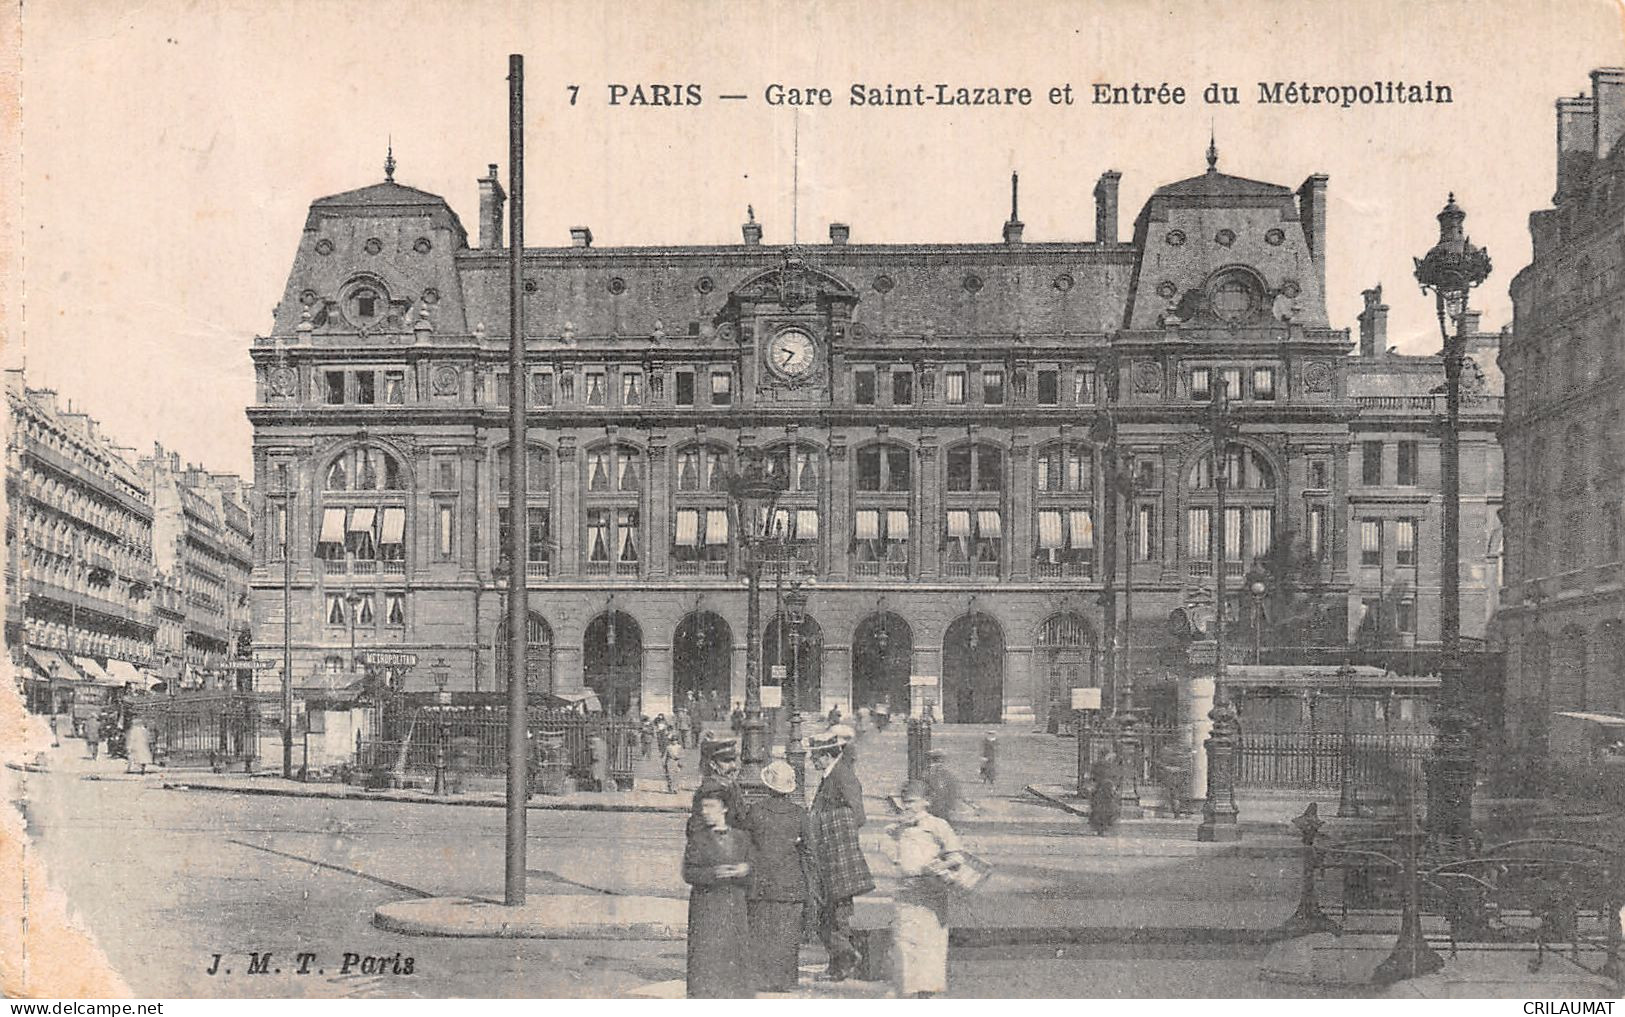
left=10, top=0, right=1624, bottom=477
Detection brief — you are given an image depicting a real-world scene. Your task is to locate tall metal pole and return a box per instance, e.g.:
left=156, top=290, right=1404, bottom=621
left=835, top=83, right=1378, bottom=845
left=280, top=465, right=293, bottom=779
left=504, top=53, right=529, bottom=907
left=1199, top=379, right=1242, bottom=841
left=1100, top=416, right=1119, bottom=717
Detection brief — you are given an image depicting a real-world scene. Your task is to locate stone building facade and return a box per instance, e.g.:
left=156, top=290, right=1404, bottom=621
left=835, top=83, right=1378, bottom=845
left=1497, top=68, right=1625, bottom=753
left=5, top=370, right=158, bottom=707
left=247, top=150, right=1502, bottom=725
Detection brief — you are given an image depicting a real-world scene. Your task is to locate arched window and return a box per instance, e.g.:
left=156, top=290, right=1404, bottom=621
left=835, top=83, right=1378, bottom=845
left=316, top=444, right=409, bottom=578
left=944, top=441, right=1005, bottom=579
left=853, top=442, right=913, bottom=578
left=1033, top=441, right=1095, bottom=580
left=673, top=443, right=732, bottom=577
left=583, top=443, right=642, bottom=578
left=495, top=444, right=554, bottom=579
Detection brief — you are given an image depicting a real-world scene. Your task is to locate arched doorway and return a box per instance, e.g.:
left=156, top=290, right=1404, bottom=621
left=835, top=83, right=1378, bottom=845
left=495, top=610, right=554, bottom=696
left=673, top=612, right=733, bottom=716
left=1035, top=613, right=1097, bottom=733
left=942, top=613, right=1005, bottom=723
left=852, top=612, right=911, bottom=714
left=584, top=612, right=642, bottom=717
left=764, top=615, right=824, bottom=715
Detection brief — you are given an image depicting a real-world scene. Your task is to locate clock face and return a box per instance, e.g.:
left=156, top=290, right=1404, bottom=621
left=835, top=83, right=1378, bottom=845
left=767, top=329, right=817, bottom=379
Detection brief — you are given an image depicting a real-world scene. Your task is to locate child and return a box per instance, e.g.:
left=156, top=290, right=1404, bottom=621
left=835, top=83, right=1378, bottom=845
left=663, top=736, right=685, bottom=793
left=880, top=779, right=964, bottom=998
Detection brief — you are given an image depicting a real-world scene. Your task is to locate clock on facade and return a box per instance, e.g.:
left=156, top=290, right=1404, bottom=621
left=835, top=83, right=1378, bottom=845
left=766, top=328, right=817, bottom=379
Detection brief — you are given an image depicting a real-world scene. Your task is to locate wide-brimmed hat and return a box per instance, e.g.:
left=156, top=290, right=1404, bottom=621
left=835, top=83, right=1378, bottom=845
left=807, top=732, right=842, bottom=756
left=826, top=724, right=856, bottom=744
left=760, top=761, right=796, bottom=795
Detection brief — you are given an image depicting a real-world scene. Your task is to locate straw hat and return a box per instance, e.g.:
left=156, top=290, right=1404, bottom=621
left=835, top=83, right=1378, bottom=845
left=760, top=761, right=797, bottom=795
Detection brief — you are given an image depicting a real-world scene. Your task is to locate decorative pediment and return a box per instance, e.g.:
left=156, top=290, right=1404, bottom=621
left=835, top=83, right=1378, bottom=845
left=720, top=249, right=859, bottom=319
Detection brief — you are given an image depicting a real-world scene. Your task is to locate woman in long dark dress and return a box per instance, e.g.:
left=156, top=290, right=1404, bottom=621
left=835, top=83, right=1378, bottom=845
left=742, top=761, right=812, bottom=992
left=683, top=787, right=752, bottom=997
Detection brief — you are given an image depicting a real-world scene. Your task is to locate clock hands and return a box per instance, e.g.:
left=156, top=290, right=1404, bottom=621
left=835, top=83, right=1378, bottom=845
left=782, top=348, right=797, bottom=366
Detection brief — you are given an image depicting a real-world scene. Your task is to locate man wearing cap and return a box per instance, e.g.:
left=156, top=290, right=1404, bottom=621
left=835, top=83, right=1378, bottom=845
left=808, top=729, right=873, bottom=981
left=689, top=736, right=746, bottom=833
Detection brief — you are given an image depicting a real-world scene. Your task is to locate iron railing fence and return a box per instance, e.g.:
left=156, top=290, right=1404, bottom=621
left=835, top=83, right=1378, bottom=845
left=357, top=706, right=641, bottom=787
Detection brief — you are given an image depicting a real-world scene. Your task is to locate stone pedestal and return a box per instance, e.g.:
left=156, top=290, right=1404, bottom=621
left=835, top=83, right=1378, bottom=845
left=1182, top=675, right=1215, bottom=804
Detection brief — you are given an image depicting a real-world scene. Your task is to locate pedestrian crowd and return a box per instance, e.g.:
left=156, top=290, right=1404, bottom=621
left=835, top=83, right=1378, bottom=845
left=680, top=706, right=986, bottom=999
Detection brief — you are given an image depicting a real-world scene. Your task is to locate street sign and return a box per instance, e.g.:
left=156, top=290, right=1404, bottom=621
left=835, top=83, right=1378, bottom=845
left=359, top=651, right=419, bottom=669
left=1071, top=687, right=1102, bottom=710
left=760, top=685, right=782, bottom=709
left=251, top=658, right=282, bottom=671
left=769, top=665, right=787, bottom=682
left=909, top=675, right=938, bottom=687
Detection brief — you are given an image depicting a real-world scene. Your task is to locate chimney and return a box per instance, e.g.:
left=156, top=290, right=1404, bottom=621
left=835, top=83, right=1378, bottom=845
left=478, top=164, right=506, bottom=250
left=569, top=226, right=593, bottom=248
left=742, top=205, right=762, bottom=245
left=1592, top=68, right=1625, bottom=159
left=1094, top=170, right=1121, bottom=244
left=1358, top=285, right=1389, bottom=357
left=828, top=222, right=850, bottom=245
left=1002, top=172, right=1024, bottom=244
left=1458, top=309, right=1482, bottom=336
left=1296, top=174, right=1329, bottom=296
left=1556, top=95, right=1597, bottom=201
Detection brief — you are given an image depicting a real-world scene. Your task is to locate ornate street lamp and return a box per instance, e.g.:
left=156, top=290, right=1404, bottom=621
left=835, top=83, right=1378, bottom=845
left=727, top=442, right=787, bottom=778
left=1198, top=378, right=1243, bottom=842
left=1245, top=570, right=1269, bottom=666
left=432, top=656, right=451, bottom=796
left=1413, top=193, right=1492, bottom=857
left=783, top=581, right=810, bottom=799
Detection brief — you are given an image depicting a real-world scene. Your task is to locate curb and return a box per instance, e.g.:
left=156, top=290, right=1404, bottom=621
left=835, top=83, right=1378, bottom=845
left=161, top=780, right=692, bottom=813
left=1022, top=784, right=1309, bottom=835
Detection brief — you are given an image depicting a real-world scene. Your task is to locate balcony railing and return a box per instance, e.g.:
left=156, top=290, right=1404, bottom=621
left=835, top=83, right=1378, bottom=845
left=382, top=561, right=407, bottom=576
left=673, top=559, right=730, bottom=577
left=525, top=561, right=550, bottom=579
left=584, top=561, right=639, bottom=578
left=853, top=560, right=908, bottom=578
left=1035, top=561, right=1093, bottom=580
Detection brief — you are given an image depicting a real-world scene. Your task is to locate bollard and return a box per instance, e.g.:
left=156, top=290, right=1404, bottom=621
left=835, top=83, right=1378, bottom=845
left=1076, top=711, right=1092, bottom=798
left=1196, top=699, right=1242, bottom=842
left=1276, top=803, right=1340, bottom=938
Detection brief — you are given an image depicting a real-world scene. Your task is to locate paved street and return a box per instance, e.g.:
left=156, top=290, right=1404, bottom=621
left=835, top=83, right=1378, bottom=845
left=10, top=730, right=1342, bottom=999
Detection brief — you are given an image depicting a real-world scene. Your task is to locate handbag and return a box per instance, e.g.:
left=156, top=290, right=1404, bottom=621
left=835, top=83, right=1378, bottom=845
left=934, top=849, right=993, bottom=892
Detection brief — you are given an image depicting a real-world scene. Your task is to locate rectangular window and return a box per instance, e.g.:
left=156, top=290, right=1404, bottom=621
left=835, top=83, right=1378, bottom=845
left=585, top=371, right=606, bottom=407
left=325, top=594, right=347, bottom=627
left=1136, top=504, right=1157, bottom=561
left=437, top=505, right=454, bottom=560
left=886, top=449, right=911, bottom=492
left=436, top=459, right=456, bottom=490
left=353, top=371, right=376, bottom=404
left=1222, top=367, right=1243, bottom=400
left=892, top=370, right=914, bottom=406
left=1396, top=518, right=1417, bottom=566
left=1252, top=367, right=1275, bottom=401
left=946, top=447, right=971, bottom=492
left=675, top=371, right=695, bottom=407
left=587, top=509, right=610, bottom=562
left=1075, top=368, right=1097, bottom=405
left=1224, top=506, right=1244, bottom=561
left=1037, top=369, right=1059, bottom=406
left=385, top=593, right=405, bottom=627
left=324, top=371, right=346, bottom=405
left=355, top=593, right=375, bottom=626
left=1249, top=507, right=1273, bottom=558
left=857, top=449, right=882, bottom=492
left=1188, top=507, right=1211, bottom=561
left=1309, top=460, right=1329, bottom=490
left=1361, top=441, right=1383, bottom=485
left=528, top=507, right=549, bottom=562
left=1397, top=599, right=1416, bottom=634
left=1360, top=518, right=1382, bottom=567
left=532, top=371, right=554, bottom=406
left=982, top=369, right=1006, bottom=405
left=1397, top=441, right=1419, bottom=486
left=1308, top=505, right=1327, bottom=559
left=270, top=506, right=287, bottom=558
left=1190, top=367, right=1210, bottom=401
left=945, top=369, right=967, bottom=405
left=383, top=371, right=405, bottom=404
left=618, top=509, right=640, bottom=564
left=379, top=507, right=406, bottom=561
left=710, top=371, right=732, bottom=406
left=621, top=371, right=643, bottom=406
left=853, top=368, right=876, bottom=405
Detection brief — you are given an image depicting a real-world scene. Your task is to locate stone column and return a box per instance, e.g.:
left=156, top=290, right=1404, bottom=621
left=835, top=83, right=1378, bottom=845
left=1183, top=672, right=1215, bottom=803
left=919, top=434, right=940, bottom=578
left=647, top=433, right=670, bottom=578
left=1010, top=432, right=1032, bottom=580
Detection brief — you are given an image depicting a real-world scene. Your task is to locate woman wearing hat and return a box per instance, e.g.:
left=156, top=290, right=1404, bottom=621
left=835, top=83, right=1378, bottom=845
left=807, top=730, right=873, bottom=981
left=682, top=785, right=752, bottom=998
left=742, top=760, right=812, bottom=992
left=880, top=779, right=966, bottom=998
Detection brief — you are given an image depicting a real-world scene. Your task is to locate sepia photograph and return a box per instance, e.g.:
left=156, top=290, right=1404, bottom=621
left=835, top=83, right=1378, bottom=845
left=3, top=0, right=1625, bottom=1003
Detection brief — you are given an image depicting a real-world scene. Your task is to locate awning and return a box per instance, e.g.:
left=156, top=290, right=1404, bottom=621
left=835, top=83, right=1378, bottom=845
left=676, top=509, right=700, bottom=547
left=796, top=509, right=820, bottom=540
left=1069, top=510, right=1093, bottom=549
left=705, top=509, right=729, bottom=546
left=106, top=659, right=160, bottom=689
left=977, top=510, right=1002, bottom=539
left=1038, top=510, right=1063, bottom=549
left=74, top=656, right=117, bottom=685
left=319, top=507, right=345, bottom=544
left=886, top=510, right=910, bottom=541
left=854, top=510, right=880, bottom=541
left=379, top=507, right=406, bottom=545
left=348, top=507, right=376, bottom=533
left=24, top=648, right=72, bottom=680
left=946, top=510, right=970, bottom=539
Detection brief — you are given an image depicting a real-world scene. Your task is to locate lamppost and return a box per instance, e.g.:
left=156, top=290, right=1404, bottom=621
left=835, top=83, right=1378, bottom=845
left=727, top=442, right=786, bottom=777
left=346, top=591, right=364, bottom=675
left=1245, top=571, right=1268, bottom=666
left=783, top=581, right=810, bottom=799
left=1336, top=662, right=1359, bottom=818
left=1198, top=378, right=1243, bottom=841
left=432, top=656, right=451, bottom=796
left=1413, top=193, right=1492, bottom=857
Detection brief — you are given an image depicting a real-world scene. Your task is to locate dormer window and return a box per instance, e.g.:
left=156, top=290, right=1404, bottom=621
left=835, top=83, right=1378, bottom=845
left=1207, top=270, right=1262, bottom=324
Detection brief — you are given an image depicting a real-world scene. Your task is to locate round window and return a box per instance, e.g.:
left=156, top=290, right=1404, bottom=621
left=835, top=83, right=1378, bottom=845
left=1209, top=274, right=1258, bottom=323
